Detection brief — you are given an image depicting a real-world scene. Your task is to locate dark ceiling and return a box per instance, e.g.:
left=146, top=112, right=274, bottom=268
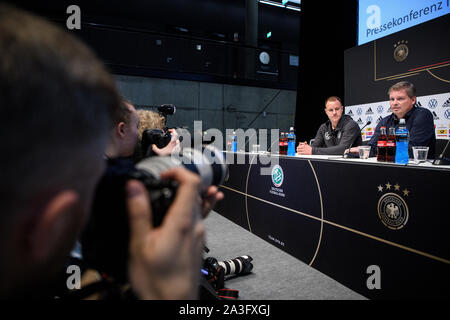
left=6, top=0, right=300, bottom=89
left=8, top=0, right=300, bottom=46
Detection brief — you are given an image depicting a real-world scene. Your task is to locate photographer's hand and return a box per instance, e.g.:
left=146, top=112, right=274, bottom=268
left=125, top=168, right=205, bottom=299
left=151, top=128, right=180, bottom=156
left=202, top=186, right=224, bottom=218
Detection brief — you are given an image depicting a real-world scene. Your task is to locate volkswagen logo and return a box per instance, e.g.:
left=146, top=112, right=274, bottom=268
left=444, top=109, right=450, bottom=120
left=428, top=99, right=438, bottom=109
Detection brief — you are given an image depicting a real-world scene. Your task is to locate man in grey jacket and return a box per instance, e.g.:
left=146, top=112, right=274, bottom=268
left=297, top=96, right=362, bottom=155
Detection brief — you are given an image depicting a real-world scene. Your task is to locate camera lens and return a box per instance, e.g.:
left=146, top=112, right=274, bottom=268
left=136, top=145, right=227, bottom=190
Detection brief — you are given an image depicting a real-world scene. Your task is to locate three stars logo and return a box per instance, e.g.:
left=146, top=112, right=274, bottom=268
left=377, top=182, right=410, bottom=196
left=377, top=182, right=410, bottom=230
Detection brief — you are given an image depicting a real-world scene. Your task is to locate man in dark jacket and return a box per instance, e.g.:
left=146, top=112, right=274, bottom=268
left=348, top=81, right=435, bottom=158
left=297, top=96, right=362, bottom=155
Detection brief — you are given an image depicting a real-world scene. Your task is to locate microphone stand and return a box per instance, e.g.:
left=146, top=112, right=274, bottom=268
left=343, top=121, right=371, bottom=159
left=433, top=139, right=450, bottom=165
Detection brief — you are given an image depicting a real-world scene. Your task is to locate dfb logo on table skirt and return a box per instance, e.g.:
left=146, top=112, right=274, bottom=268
left=376, top=182, right=410, bottom=230
left=271, top=165, right=284, bottom=188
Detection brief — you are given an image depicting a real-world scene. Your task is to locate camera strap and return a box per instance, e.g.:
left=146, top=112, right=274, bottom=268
left=217, top=288, right=239, bottom=300
left=206, top=266, right=239, bottom=300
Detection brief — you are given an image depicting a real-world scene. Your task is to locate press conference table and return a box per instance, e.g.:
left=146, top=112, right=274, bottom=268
left=215, top=151, right=450, bottom=299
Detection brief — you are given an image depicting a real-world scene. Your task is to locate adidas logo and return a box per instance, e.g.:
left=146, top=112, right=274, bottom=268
left=356, top=118, right=363, bottom=125
left=432, top=111, right=439, bottom=120
left=347, top=110, right=354, bottom=116
left=443, top=97, right=450, bottom=108
left=414, top=101, right=422, bottom=108
left=365, top=107, right=374, bottom=115
left=376, top=116, right=383, bottom=123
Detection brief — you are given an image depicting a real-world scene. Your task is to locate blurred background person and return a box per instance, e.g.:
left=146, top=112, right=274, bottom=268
left=105, top=100, right=139, bottom=159
left=136, top=109, right=180, bottom=160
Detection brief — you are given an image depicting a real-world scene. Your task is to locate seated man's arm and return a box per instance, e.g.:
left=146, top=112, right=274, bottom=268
left=407, top=109, right=435, bottom=157
left=310, top=126, right=325, bottom=148
left=297, top=125, right=324, bottom=155
left=365, top=122, right=382, bottom=157
left=312, top=122, right=361, bottom=155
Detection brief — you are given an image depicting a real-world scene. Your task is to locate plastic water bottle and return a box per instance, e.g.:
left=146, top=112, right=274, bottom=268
left=287, top=127, right=296, bottom=156
left=231, top=131, right=237, bottom=152
left=395, top=119, right=409, bottom=164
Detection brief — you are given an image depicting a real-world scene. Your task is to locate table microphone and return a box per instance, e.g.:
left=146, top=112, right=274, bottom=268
left=433, top=139, right=450, bottom=165
left=343, top=121, right=371, bottom=159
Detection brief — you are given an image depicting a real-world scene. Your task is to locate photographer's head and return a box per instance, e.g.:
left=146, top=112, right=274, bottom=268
left=136, top=109, right=180, bottom=157
left=0, top=4, right=120, bottom=297
left=137, top=109, right=166, bottom=140
left=105, top=100, right=139, bottom=158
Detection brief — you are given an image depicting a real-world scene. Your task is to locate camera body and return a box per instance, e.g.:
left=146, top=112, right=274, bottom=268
left=81, top=157, right=177, bottom=283
left=141, top=128, right=172, bottom=157
left=81, top=146, right=227, bottom=283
